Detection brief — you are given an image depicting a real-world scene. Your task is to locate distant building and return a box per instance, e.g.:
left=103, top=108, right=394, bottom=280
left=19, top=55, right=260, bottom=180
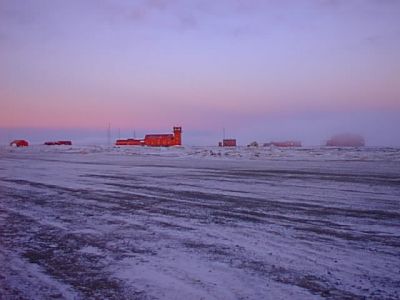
left=264, top=141, right=302, bottom=147
left=10, top=140, right=29, bottom=147
left=247, top=141, right=259, bottom=147
left=115, top=139, right=143, bottom=146
left=44, top=141, right=72, bottom=146
left=116, top=126, right=182, bottom=147
left=326, top=134, right=365, bottom=147
left=219, top=139, right=237, bottom=147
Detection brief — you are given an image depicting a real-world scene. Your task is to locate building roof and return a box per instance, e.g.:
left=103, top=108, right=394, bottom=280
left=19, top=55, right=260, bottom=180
left=145, top=134, right=174, bottom=139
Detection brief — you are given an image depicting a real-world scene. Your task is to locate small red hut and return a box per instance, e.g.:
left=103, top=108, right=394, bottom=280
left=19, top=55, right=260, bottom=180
left=10, top=140, right=29, bottom=147
left=219, top=139, right=237, bottom=147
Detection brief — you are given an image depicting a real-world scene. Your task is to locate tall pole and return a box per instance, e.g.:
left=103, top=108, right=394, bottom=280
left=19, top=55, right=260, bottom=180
left=223, top=127, right=225, bottom=140
left=107, top=123, right=111, bottom=147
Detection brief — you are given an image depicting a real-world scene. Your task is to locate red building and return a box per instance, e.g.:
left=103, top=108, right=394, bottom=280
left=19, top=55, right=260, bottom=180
left=116, top=126, right=182, bottom=147
left=219, top=139, right=237, bottom=147
left=44, top=141, right=72, bottom=146
left=115, top=139, right=143, bottom=146
left=10, top=140, right=29, bottom=147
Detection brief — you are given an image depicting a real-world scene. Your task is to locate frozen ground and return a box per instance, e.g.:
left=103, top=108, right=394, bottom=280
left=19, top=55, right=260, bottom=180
left=0, top=145, right=399, bottom=299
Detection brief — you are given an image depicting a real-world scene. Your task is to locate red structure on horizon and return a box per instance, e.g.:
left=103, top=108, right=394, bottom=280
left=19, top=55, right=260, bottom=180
left=219, top=139, right=237, bottom=147
left=115, top=138, right=143, bottom=146
left=44, top=141, right=72, bottom=146
left=10, top=140, right=29, bottom=147
left=116, top=126, right=182, bottom=147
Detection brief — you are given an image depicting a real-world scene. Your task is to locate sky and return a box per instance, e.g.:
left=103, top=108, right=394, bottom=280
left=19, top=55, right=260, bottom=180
left=1, top=0, right=399, bottom=146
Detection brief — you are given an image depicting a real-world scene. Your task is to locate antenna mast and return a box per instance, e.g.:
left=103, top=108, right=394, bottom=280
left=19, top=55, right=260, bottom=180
left=107, top=123, right=111, bottom=147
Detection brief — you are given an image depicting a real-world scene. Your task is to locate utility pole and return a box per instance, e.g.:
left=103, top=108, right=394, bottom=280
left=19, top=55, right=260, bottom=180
left=223, top=127, right=226, bottom=140
left=107, top=123, right=111, bottom=147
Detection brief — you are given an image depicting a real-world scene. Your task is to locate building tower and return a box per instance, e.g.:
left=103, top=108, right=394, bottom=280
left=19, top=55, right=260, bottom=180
left=173, top=126, right=182, bottom=145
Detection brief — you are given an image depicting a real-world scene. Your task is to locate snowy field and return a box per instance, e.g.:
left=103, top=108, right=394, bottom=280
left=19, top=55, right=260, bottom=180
left=1, top=145, right=400, bottom=299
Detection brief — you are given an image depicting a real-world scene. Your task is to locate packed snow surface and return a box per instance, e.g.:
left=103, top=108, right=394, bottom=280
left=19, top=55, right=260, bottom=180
left=1, top=145, right=399, bottom=299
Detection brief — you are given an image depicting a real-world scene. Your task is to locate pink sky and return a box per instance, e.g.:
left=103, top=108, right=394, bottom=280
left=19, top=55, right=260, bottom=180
left=1, top=0, right=399, bottom=145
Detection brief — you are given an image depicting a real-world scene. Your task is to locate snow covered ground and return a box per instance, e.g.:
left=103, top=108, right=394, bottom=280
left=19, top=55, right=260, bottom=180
left=1, top=145, right=399, bottom=299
